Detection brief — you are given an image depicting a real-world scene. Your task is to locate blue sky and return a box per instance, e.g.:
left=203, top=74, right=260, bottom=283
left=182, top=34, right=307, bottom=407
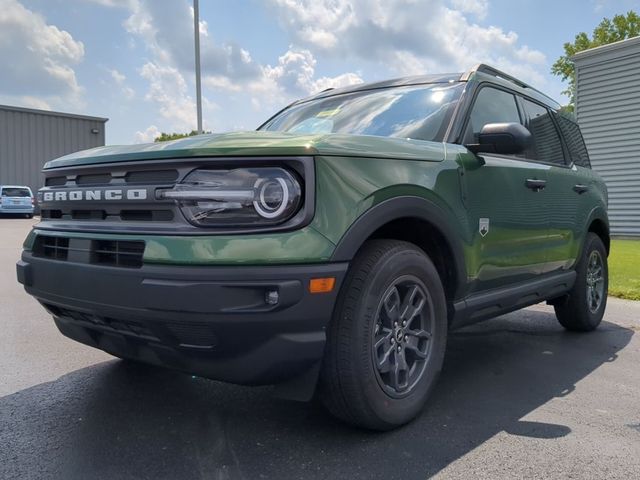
left=1, top=0, right=639, bottom=145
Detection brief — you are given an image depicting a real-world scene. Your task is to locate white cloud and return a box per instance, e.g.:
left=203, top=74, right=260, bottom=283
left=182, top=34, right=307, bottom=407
left=206, top=47, right=362, bottom=106
left=265, top=47, right=363, bottom=95
left=0, top=0, right=84, bottom=106
left=19, top=96, right=52, bottom=111
left=263, top=49, right=318, bottom=95
left=84, top=0, right=136, bottom=7
left=253, top=47, right=363, bottom=110
left=110, top=0, right=266, bottom=133
left=266, top=0, right=355, bottom=52
left=110, top=68, right=135, bottom=99
left=134, top=124, right=160, bottom=143
left=266, top=0, right=548, bottom=88
left=450, top=0, right=488, bottom=19
left=113, top=0, right=363, bottom=131
left=122, top=0, right=262, bottom=80
left=312, top=72, right=365, bottom=92
left=139, top=62, right=196, bottom=131
left=110, top=69, right=126, bottom=84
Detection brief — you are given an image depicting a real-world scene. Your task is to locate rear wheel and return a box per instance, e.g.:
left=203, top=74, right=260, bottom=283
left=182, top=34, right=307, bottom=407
left=554, top=233, right=608, bottom=331
left=319, top=240, right=447, bottom=430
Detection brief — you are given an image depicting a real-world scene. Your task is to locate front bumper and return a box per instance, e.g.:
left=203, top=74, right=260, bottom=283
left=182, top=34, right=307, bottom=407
left=17, top=252, right=348, bottom=385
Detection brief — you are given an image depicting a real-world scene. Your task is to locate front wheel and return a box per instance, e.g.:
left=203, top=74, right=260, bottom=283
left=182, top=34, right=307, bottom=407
left=554, top=233, right=608, bottom=332
left=319, top=240, right=448, bottom=430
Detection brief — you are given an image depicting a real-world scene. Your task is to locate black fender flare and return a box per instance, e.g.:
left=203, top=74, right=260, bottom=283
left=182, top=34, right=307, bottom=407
left=330, top=196, right=468, bottom=300
left=584, top=206, right=610, bottom=252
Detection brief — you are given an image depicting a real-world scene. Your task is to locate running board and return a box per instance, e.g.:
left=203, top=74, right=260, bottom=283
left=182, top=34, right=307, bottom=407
left=451, top=271, right=576, bottom=329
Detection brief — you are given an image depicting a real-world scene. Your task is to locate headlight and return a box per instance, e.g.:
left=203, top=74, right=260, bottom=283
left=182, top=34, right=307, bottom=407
left=158, top=167, right=302, bottom=227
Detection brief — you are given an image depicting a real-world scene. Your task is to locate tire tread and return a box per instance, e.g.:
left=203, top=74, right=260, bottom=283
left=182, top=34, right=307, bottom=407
left=320, top=239, right=444, bottom=430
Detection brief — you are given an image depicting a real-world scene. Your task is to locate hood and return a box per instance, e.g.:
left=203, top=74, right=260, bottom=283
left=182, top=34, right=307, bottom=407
left=44, top=131, right=445, bottom=169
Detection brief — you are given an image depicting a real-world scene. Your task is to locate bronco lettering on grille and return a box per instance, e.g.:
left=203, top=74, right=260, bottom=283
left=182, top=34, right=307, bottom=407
left=42, top=189, right=148, bottom=202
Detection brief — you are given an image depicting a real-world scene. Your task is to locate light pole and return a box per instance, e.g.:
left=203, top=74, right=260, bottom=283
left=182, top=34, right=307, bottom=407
left=194, top=0, right=203, bottom=134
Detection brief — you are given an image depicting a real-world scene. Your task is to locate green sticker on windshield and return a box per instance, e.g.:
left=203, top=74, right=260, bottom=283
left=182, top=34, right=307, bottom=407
left=316, top=108, right=341, bottom=118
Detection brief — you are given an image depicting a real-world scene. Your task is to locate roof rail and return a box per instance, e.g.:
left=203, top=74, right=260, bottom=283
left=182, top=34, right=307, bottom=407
left=460, top=64, right=559, bottom=106
left=460, top=64, right=531, bottom=87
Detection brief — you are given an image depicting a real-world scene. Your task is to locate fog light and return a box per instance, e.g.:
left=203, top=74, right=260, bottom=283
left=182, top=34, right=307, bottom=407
left=265, top=290, right=279, bottom=305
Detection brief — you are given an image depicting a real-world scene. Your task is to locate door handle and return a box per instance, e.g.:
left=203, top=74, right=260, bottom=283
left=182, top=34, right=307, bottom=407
left=525, top=179, right=546, bottom=191
left=573, top=184, right=589, bottom=194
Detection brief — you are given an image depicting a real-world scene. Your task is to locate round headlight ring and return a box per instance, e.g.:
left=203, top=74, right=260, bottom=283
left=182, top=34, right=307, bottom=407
left=253, top=177, right=290, bottom=219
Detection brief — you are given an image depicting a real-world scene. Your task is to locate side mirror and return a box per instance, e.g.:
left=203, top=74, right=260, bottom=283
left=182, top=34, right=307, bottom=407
left=466, top=122, right=532, bottom=155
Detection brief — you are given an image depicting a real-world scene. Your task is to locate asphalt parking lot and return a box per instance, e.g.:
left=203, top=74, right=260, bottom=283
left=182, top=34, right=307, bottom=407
left=1, top=218, right=639, bottom=480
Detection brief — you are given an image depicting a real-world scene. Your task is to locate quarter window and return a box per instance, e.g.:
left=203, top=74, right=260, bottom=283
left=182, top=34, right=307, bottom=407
left=520, top=99, right=566, bottom=166
left=463, top=87, right=521, bottom=145
left=555, top=113, right=591, bottom=168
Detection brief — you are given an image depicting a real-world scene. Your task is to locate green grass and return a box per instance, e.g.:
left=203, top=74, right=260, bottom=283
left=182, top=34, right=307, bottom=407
left=608, top=239, right=640, bottom=301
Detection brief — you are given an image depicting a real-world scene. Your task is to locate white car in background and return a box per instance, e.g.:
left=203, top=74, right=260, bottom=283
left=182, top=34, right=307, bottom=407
left=0, top=185, right=34, bottom=218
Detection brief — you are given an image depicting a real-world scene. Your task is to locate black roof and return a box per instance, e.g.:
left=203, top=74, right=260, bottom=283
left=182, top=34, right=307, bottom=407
left=304, top=73, right=462, bottom=102
left=298, top=64, right=560, bottom=110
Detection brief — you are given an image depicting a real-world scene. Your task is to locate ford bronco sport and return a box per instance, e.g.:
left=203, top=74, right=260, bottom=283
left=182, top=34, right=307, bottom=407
left=17, top=64, right=609, bottom=430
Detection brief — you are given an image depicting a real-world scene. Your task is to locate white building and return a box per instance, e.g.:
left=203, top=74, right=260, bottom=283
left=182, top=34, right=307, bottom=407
left=574, top=36, right=640, bottom=237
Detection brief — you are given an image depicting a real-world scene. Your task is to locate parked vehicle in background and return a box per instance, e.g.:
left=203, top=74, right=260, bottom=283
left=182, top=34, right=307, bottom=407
left=16, top=64, right=609, bottom=430
left=0, top=185, right=34, bottom=218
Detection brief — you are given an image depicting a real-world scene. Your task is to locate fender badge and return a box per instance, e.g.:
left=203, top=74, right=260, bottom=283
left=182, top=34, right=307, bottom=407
left=479, top=218, right=490, bottom=237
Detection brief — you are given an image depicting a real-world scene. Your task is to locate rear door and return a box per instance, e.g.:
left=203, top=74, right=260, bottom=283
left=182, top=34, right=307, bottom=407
left=459, top=86, right=551, bottom=292
left=518, top=98, right=583, bottom=272
left=0, top=187, right=33, bottom=210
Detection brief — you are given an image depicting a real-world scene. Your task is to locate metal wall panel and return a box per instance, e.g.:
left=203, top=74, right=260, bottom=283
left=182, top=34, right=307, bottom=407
left=0, top=105, right=107, bottom=197
left=574, top=37, right=640, bottom=236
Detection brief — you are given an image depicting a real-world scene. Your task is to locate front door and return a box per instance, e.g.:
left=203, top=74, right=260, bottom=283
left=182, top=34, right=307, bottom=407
left=459, top=86, right=551, bottom=293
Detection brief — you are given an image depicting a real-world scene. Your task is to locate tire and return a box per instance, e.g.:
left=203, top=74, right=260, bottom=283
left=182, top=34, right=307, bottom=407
left=319, top=239, right=448, bottom=430
left=554, top=233, right=608, bottom=332
left=26, top=214, right=33, bottom=219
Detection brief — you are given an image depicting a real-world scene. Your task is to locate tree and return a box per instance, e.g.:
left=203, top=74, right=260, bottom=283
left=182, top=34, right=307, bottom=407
left=154, top=130, right=210, bottom=142
left=551, top=11, right=640, bottom=105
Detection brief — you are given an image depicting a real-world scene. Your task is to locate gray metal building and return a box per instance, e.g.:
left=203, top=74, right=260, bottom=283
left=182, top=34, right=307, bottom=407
left=0, top=105, right=108, bottom=196
left=574, top=36, right=640, bottom=237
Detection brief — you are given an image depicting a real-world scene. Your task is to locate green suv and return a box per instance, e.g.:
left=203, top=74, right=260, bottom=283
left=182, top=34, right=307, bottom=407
left=17, top=64, right=609, bottom=430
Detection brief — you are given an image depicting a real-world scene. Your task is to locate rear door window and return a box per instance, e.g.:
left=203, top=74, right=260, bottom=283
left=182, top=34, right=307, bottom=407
left=520, top=99, right=566, bottom=166
left=1, top=187, right=31, bottom=197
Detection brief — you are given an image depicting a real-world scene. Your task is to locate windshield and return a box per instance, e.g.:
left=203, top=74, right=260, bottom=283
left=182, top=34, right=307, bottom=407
left=1, top=187, right=31, bottom=197
left=261, top=82, right=465, bottom=142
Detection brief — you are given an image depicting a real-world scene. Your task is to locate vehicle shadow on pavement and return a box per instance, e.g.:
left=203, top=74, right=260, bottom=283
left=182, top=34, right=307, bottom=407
left=0, top=309, right=633, bottom=480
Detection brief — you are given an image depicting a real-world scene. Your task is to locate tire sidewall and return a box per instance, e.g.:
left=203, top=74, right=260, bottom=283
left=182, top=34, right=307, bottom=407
left=350, top=246, right=448, bottom=426
left=580, top=234, right=608, bottom=323
left=567, top=233, right=609, bottom=329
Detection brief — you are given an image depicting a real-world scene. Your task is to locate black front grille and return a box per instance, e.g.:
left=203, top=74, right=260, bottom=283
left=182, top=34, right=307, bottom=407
left=71, top=209, right=107, bottom=220
left=120, top=209, right=174, bottom=222
left=40, top=209, right=173, bottom=222
left=45, top=304, right=159, bottom=341
left=34, top=236, right=70, bottom=260
left=45, top=176, right=67, bottom=186
left=41, top=209, right=63, bottom=219
left=33, top=235, right=145, bottom=268
left=91, top=240, right=145, bottom=268
left=76, top=173, right=112, bottom=185
left=44, top=304, right=218, bottom=349
left=125, top=170, right=179, bottom=184
left=46, top=169, right=179, bottom=187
